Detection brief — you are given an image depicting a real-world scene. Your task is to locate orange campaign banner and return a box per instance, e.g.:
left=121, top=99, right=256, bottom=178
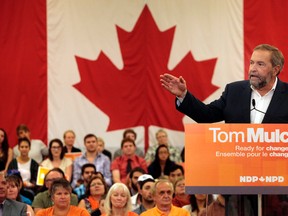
left=185, top=124, right=288, bottom=194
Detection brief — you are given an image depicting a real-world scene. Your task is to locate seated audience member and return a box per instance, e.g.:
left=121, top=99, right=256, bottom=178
left=0, top=171, right=28, bottom=215
left=148, top=144, right=176, bottom=179
left=130, top=172, right=150, bottom=210
left=78, top=176, right=108, bottom=214
left=128, top=167, right=146, bottom=196
left=103, top=182, right=138, bottom=216
left=74, top=163, right=96, bottom=199
left=97, top=137, right=112, bottom=161
left=91, top=194, right=106, bottom=216
left=183, top=194, right=214, bottom=216
left=7, top=170, right=35, bottom=202
left=6, top=174, right=35, bottom=216
left=13, top=124, right=48, bottom=164
left=140, top=179, right=189, bottom=216
left=35, top=178, right=90, bottom=216
left=41, top=138, right=73, bottom=181
left=0, top=128, right=13, bottom=174
left=145, top=129, right=182, bottom=165
left=72, top=134, right=112, bottom=187
left=111, top=138, right=147, bottom=184
left=6, top=172, right=33, bottom=204
left=8, top=137, right=39, bottom=192
left=167, top=164, right=184, bottom=184
left=133, top=174, right=155, bottom=215
left=113, top=129, right=144, bottom=159
left=172, top=177, right=190, bottom=207
left=63, top=129, right=82, bottom=153
left=199, top=195, right=225, bottom=216
left=32, top=167, right=78, bottom=214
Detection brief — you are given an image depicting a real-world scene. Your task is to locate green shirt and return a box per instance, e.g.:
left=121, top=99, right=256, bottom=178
left=32, top=190, right=78, bottom=208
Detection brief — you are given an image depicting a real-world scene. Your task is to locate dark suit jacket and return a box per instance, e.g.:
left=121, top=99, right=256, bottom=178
left=177, top=79, right=288, bottom=123
left=3, top=198, right=27, bottom=216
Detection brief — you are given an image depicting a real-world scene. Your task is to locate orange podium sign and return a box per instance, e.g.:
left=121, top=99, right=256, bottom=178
left=185, top=124, right=288, bottom=194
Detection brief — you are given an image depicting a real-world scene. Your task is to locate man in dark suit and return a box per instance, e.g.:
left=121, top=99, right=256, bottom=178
left=0, top=172, right=27, bottom=216
left=160, top=44, right=287, bottom=215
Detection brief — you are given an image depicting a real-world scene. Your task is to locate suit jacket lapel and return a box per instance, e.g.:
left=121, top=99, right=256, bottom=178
left=3, top=199, right=11, bottom=215
left=241, top=83, right=252, bottom=123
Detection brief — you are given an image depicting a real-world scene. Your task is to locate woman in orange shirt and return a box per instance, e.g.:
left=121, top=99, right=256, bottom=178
left=78, top=175, right=108, bottom=213
left=36, top=178, right=90, bottom=216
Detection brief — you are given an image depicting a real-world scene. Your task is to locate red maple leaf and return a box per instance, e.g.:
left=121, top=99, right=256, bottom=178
left=73, top=6, right=218, bottom=149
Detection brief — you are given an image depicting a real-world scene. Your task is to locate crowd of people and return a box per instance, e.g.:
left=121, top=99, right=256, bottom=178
left=0, top=124, right=220, bottom=216
left=1, top=43, right=286, bottom=215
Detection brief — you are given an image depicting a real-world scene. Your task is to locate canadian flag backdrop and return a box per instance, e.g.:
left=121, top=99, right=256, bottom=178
left=1, top=0, right=288, bottom=153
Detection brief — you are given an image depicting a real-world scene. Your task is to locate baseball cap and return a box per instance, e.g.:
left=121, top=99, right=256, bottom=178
left=138, top=174, right=155, bottom=189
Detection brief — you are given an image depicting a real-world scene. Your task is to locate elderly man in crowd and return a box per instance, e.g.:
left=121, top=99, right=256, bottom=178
left=140, top=179, right=189, bottom=216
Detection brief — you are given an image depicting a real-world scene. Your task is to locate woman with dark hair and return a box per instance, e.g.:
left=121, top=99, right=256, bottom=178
left=8, top=137, right=39, bottom=191
left=41, top=138, right=72, bottom=181
left=78, top=175, right=108, bottom=214
left=182, top=194, right=214, bottom=216
left=6, top=174, right=35, bottom=216
left=6, top=174, right=22, bottom=201
left=147, top=144, right=176, bottom=179
left=6, top=171, right=34, bottom=204
left=0, top=128, right=13, bottom=173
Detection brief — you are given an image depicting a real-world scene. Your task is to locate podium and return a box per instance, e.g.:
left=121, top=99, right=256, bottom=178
left=185, top=124, right=288, bottom=215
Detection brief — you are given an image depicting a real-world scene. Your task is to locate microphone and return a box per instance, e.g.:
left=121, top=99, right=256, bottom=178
left=251, top=99, right=266, bottom=114
left=252, top=99, right=256, bottom=108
